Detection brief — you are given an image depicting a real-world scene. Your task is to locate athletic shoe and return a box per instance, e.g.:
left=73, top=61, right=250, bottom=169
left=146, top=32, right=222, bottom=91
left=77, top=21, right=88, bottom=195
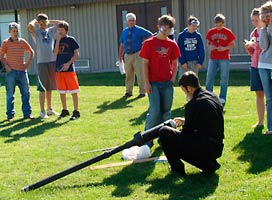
left=137, top=94, right=145, bottom=98
left=58, top=109, right=70, bottom=119
left=123, top=93, right=132, bottom=98
left=70, top=110, right=80, bottom=120
left=40, top=111, right=49, bottom=119
left=264, top=130, right=272, bottom=135
left=47, top=109, right=59, bottom=116
left=8, top=117, right=14, bottom=122
left=24, top=115, right=35, bottom=120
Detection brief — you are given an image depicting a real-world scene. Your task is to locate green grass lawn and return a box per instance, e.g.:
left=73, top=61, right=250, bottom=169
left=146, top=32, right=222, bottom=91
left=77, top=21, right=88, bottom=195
left=0, top=71, right=272, bottom=199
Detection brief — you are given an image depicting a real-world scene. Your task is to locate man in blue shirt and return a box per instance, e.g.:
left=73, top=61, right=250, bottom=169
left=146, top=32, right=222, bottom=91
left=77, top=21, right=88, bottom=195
left=119, top=13, right=152, bottom=98
left=177, top=16, right=205, bottom=78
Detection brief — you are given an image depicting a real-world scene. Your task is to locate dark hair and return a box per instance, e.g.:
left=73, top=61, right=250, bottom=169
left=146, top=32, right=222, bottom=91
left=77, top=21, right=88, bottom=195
left=178, top=71, right=201, bottom=89
left=158, top=15, right=175, bottom=28
left=58, top=21, right=69, bottom=32
left=214, top=13, right=225, bottom=24
left=251, top=8, right=260, bottom=16
left=37, top=13, right=48, bottom=21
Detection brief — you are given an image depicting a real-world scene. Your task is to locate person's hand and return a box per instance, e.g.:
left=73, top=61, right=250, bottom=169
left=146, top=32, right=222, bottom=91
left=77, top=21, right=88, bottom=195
left=173, top=117, right=185, bottom=127
left=195, top=64, right=202, bottom=69
left=217, top=46, right=227, bottom=52
left=61, top=62, right=70, bottom=71
left=34, top=19, right=39, bottom=25
left=23, top=62, right=30, bottom=69
left=145, top=81, right=152, bottom=94
left=182, top=63, right=188, bottom=70
left=209, top=45, right=217, bottom=51
left=56, top=33, right=62, bottom=41
left=5, top=65, right=11, bottom=73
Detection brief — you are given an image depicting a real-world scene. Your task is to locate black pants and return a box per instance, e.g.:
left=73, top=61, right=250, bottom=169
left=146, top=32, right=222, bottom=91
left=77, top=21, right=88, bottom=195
left=159, top=126, right=221, bottom=171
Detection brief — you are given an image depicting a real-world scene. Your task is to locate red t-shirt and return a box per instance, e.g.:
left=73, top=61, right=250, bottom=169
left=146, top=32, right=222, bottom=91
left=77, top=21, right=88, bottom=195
left=139, top=36, right=180, bottom=82
left=206, top=27, right=236, bottom=60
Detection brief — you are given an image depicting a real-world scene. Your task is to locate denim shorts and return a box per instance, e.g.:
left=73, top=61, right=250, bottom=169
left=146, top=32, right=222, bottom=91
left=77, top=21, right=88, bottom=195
left=250, top=67, right=263, bottom=91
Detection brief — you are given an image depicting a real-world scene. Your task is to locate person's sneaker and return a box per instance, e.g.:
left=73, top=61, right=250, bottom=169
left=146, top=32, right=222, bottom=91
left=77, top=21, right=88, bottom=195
left=40, top=111, right=49, bottom=119
left=123, top=93, right=133, bottom=98
left=58, top=109, right=70, bottom=119
left=137, top=94, right=145, bottom=98
left=219, top=98, right=226, bottom=107
left=70, top=110, right=80, bottom=120
left=264, top=130, right=272, bottom=135
left=7, top=117, right=14, bottom=122
left=47, top=109, right=59, bottom=116
left=24, top=115, right=35, bottom=120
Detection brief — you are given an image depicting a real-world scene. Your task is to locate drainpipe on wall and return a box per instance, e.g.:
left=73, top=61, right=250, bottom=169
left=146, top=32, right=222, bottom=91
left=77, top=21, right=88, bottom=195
left=14, top=10, right=18, bottom=23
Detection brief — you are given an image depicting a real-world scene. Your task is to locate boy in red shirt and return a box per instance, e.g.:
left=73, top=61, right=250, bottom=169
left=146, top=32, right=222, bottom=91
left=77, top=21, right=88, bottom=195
left=205, top=13, right=236, bottom=106
left=140, top=15, right=180, bottom=148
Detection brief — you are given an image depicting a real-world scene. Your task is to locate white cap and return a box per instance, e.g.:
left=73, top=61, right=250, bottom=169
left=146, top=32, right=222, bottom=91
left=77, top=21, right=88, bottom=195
left=126, top=13, right=136, bottom=21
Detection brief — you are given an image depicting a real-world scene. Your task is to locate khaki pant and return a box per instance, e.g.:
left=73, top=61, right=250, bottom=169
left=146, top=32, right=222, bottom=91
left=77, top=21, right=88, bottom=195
left=124, top=51, right=145, bottom=95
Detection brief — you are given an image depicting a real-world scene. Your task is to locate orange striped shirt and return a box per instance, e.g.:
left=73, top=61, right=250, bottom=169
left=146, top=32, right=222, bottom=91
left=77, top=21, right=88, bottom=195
left=1, top=38, right=32, bottom=71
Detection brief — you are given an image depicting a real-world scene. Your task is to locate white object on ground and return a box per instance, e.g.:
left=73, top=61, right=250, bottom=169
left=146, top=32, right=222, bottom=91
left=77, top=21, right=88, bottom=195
left=122, top=145, right=151, bottom=160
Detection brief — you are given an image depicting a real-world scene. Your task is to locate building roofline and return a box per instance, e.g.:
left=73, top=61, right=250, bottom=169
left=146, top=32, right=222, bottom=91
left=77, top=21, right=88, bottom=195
left=0, top=0, right=109, bottom=11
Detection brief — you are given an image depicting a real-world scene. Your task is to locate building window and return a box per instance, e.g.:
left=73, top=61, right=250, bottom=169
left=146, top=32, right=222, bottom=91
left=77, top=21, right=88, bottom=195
left=0, top=11, right=20, bottom=43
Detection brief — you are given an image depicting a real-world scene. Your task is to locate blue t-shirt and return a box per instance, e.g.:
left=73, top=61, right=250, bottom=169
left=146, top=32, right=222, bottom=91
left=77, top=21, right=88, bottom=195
left=55, top=36, right=79, bottom=72
left=119, top=25, right=152, bottom=54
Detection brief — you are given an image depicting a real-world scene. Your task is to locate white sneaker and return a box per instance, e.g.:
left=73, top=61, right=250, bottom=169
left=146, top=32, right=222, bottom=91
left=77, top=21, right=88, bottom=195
left=220, top=98, right=226, bottom=105
left=47, top=109, right=59, bottom=116
left=40, top=111, right=49, bottom=119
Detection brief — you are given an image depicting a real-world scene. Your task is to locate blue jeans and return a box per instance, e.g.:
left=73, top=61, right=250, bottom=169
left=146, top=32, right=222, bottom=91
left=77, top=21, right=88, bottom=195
left=205, top=59, right=230, bottom=102
left=259, top=68, right=272, bottom=131
left=5, top=69, right=32, bottom=119
left=145, top=80, right=174, bottom=147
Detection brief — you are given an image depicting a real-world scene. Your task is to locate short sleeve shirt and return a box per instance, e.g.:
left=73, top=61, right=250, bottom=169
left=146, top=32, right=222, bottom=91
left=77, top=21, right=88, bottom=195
left=1, top=38, right=32, bottom=71
left=206, top=27, right=236, bottom=60
left=140, top=36, right=180, bottom=82
left=31, top=26, right=57, bottom=63
left=119, top=25, right=152, bottom=54
left=55, top=36, right=80, bottom=72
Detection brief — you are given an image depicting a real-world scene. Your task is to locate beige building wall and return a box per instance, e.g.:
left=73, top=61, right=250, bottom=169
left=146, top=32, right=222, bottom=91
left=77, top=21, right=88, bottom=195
left=21, top=0, right=169, bottom=74
left=17, top=0, right=268, bottom=74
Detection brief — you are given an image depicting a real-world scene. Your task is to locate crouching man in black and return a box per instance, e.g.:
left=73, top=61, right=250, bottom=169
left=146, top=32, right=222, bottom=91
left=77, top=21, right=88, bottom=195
left=159, top=71, right=224, bottom=176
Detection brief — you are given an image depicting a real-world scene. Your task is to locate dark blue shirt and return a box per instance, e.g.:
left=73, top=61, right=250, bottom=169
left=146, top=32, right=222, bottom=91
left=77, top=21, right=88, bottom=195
left=55, top=35, right=79, bottom=72
left=120, top=25, right=152, bottom=54
left=177, top=28, right=205, bottom=65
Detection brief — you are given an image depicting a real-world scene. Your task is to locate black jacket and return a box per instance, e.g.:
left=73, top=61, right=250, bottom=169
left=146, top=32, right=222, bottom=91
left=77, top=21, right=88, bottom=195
left=182, top=87, right=224, bottom=158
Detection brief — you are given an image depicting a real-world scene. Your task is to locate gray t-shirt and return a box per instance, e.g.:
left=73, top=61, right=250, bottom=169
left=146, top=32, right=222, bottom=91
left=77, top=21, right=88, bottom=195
left=31, top=26, right=57, bottom=64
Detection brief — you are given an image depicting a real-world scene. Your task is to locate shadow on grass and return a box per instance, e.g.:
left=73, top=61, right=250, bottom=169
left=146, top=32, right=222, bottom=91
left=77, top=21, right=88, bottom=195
left=146, top=173, right=219, bottom=199
left=128, top=106, right=185, bottom=126
left=48, top=147, right=218, bottom=199
left=0, top=118, right=69, bottom=143
left=233, top=126, right=272, bottom=174
left=94, top=96, right=140, bottom=114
